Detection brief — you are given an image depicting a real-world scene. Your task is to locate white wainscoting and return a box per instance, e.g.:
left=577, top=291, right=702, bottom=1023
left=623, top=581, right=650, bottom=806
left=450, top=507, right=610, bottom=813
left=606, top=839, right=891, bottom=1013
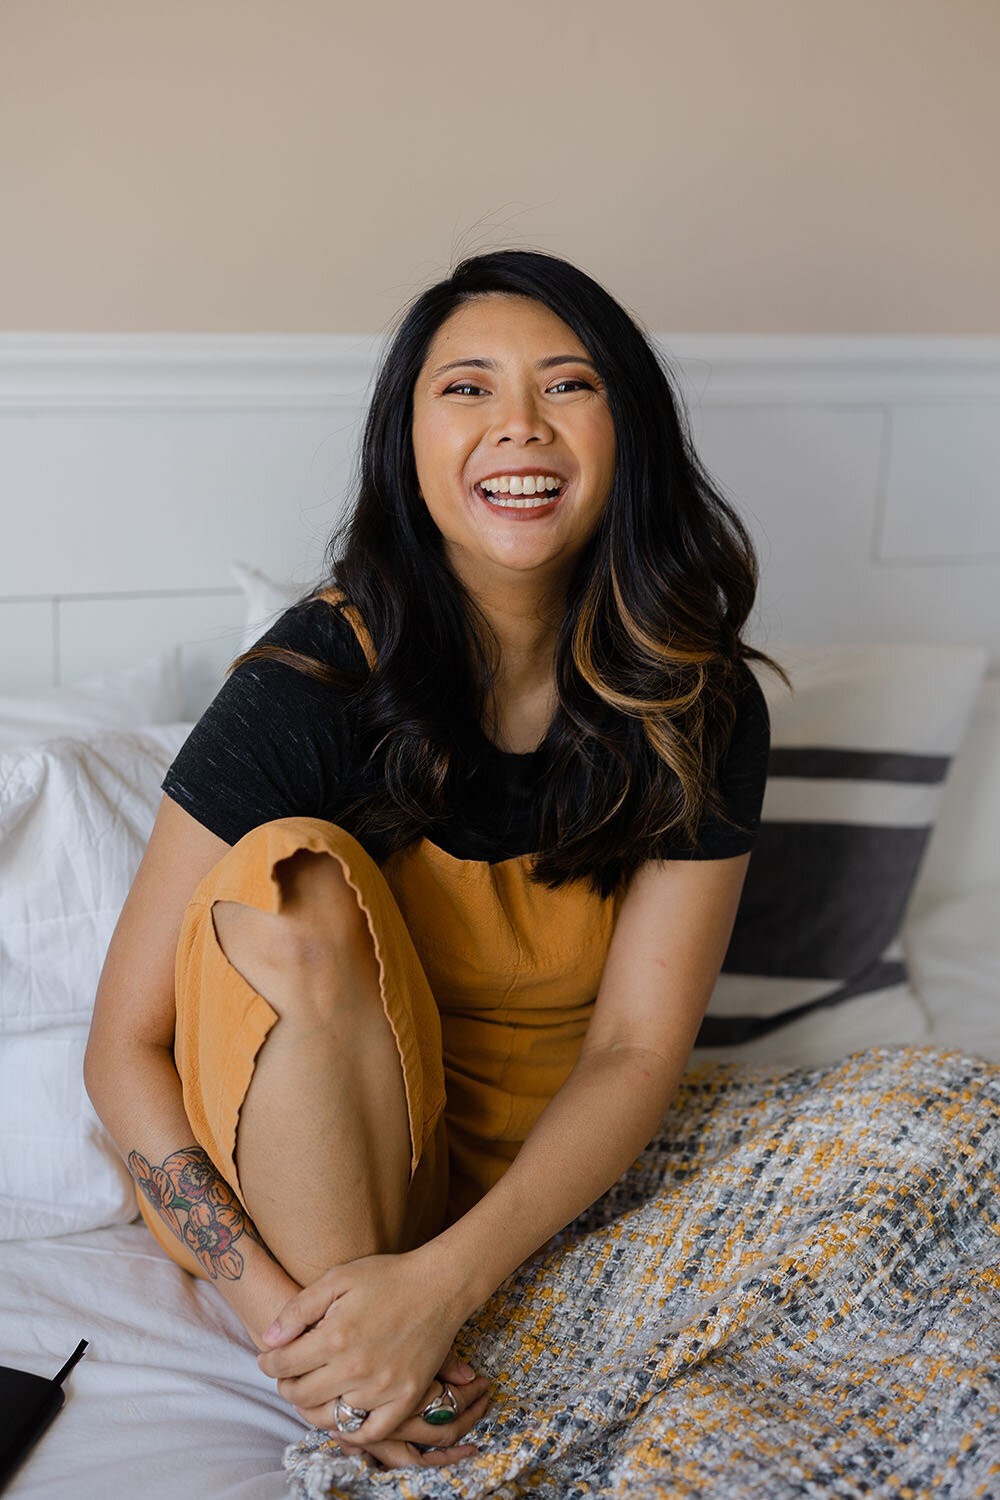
left=1, top=333, right=998, bottom=718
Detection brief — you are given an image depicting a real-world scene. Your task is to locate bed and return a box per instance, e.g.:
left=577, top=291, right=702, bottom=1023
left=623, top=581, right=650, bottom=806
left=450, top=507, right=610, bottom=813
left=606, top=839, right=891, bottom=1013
left=2, top=570, right=999, bottom=1497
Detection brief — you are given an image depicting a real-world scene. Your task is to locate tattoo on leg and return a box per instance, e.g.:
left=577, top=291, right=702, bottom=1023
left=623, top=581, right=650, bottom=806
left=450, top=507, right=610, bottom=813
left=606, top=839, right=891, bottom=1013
left=127, top=1145, right=268, bottom=1279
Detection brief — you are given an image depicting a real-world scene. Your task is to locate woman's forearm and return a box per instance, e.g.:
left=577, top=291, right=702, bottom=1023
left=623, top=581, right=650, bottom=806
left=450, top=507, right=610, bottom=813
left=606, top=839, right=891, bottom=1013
left=418, top=1042, right=688, bottom=1322
left=84, top=1038, right=298, bottom=1345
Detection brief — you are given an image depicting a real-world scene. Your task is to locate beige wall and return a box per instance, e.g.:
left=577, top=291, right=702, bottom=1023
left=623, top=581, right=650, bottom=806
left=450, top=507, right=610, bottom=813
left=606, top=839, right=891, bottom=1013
left=1, top=0, right=997, bottom=335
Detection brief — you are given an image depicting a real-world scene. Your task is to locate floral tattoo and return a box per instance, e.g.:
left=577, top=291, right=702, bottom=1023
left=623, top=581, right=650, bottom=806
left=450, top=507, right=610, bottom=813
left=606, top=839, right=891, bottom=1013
left=128, top=1145, right=265, bottom=1280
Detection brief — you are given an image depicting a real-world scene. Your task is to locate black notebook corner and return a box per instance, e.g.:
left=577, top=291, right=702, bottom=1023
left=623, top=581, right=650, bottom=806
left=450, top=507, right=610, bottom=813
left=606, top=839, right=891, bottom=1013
left=0, top=1340, right=88, bottom=1491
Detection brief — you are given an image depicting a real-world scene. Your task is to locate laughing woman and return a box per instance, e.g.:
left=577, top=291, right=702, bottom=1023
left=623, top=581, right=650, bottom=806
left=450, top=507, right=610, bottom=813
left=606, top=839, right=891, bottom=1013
left=85, top=249, right=782, bottom=1473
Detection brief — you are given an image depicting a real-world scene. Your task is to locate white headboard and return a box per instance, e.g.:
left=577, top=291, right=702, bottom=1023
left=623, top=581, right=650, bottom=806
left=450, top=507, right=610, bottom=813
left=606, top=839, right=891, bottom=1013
left=2, top=333, right=998, bottom=719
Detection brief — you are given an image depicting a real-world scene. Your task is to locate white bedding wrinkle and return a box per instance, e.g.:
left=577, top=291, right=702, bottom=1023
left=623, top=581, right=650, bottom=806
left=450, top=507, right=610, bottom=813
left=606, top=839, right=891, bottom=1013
left=0, top=1224, right=297, bottom=1499
left=0, top=1030, right=136, bottom=1238
left=0, top=652, right=185, bottom=751
left=0, top=725, right=192, bottom=1239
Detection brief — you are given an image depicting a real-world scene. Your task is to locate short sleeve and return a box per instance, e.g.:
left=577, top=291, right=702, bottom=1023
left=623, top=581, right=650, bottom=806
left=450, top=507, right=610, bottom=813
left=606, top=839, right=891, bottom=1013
left=653, top=663, right=771, bottom=861
left=161, top=598, right=366, bottom=845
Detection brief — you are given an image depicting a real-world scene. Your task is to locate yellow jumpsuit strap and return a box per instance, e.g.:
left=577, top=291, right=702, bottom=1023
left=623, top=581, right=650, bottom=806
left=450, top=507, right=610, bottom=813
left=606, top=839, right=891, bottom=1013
left=315, top=585, right=378, bottom=671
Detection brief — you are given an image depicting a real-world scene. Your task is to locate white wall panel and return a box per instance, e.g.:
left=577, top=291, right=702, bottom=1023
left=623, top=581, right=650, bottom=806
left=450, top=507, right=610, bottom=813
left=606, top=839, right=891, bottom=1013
left=756, top=560, right=1000, bottom=667
left=58, top=592, right=246, bottom=719
left=0, top=601, right=57, bottom=692
left=879, top=403, right=1000, bottom=561
left=691, top=404, right=886, bottom=570
left=0, top=408, right=361, bottom=597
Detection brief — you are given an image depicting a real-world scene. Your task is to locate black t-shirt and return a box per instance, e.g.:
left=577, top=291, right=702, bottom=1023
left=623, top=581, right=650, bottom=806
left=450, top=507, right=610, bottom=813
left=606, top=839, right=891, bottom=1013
left=162, top=597, right=771, bottom=864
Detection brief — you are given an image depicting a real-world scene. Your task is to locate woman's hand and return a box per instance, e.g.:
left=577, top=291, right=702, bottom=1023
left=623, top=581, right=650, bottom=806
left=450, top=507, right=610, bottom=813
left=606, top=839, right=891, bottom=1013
left=257, top=1248, right=485, bottom=1449
left=328, top=1352, right=489, bottom=1471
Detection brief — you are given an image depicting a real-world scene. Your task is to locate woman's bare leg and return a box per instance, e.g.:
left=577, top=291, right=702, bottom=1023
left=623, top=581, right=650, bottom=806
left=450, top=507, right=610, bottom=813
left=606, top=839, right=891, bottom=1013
left=211, top=848, right=412, bottom=1286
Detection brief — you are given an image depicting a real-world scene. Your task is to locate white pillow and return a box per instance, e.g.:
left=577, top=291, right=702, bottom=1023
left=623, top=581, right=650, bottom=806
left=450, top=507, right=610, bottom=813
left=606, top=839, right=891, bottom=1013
left=0, top=1029, right=139, bottom=1238
left=0, top=650, right=184, bottom=751
left=231, top=560, right=301, bottom=652
left=904, top=889, right=1000, bottom=1065
left=693, top=642, right=989, bottom=1072
left=912, top=672, right=1000, bottom=906
left=0, top=722, right=193, bottom=1239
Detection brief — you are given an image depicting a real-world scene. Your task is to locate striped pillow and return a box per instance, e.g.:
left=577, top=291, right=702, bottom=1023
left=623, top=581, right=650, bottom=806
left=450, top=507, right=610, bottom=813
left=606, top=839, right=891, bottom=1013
left=693, top=643, right=989, bottom=1069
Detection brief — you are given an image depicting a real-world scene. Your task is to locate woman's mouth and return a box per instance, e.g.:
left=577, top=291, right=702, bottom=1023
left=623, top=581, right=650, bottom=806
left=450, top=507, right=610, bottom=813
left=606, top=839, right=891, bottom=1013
left=473, top=478, right=567, bottom=518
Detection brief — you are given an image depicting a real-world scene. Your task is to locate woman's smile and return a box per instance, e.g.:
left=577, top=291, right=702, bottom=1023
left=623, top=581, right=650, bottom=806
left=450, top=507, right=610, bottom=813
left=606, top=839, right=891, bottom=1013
left=473, top=468, right=568, bottom=519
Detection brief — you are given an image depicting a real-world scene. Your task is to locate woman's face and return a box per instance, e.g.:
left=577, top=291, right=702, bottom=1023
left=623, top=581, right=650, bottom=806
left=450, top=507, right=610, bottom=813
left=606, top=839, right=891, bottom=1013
left=411, top=293, right=616, bottom=596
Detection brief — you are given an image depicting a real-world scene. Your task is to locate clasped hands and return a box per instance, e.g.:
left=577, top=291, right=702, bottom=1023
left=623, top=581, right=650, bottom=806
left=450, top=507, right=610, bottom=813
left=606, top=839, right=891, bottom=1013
left=258, top=1248, right=490, bottom=1472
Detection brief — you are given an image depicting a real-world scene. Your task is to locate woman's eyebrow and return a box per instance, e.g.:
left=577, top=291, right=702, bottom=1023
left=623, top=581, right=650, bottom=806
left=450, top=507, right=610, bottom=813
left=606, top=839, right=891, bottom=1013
left=431, top=355, right=599, bottom=378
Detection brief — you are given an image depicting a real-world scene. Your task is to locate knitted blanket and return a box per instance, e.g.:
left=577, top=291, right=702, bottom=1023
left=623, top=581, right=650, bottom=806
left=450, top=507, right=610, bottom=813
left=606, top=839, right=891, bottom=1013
left=284, top=1046, right=1000, bottom=1499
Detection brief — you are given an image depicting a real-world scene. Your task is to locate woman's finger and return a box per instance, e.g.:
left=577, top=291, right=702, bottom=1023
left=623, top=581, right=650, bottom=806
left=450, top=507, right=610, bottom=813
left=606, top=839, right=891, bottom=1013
left=297, top=1384, right=489, bottom=1447
left=416, top=1444, right=480, bottom=1468
left=295, top=1379, right=489, bottom=1435
left=259, top=1323, right=341, bottom=1381
left=391, top=1384, right=490, bottom=1446
left=275, top=1359, right=477, bottom=1421
left=299, top=1381, right=435, bottom=1448
left=337, top=1438, right=480, bottom=1472
left=436, top=1349, right=477, bottom=1386
left=267, top=1342, right=489, bottom=1435
left=261, top=1270, right=341, bottom=1348
left=417, top=1373, right=487, bottom=1415
left=338, top=1391, right=426, bottom=1447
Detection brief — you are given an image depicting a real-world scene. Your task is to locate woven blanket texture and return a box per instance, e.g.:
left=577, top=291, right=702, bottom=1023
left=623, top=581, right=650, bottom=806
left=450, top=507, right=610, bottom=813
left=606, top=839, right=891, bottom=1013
left=284, top=1046, right=1000, bottom=1500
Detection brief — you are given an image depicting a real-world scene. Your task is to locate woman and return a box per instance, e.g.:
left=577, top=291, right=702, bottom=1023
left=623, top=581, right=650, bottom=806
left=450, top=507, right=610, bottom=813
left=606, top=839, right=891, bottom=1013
left=85, top=249, right=781, bottom=1474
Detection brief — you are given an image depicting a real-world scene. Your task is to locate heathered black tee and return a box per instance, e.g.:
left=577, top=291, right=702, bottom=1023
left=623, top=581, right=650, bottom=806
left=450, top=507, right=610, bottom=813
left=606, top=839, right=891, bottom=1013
left=161, top=597, right=771, bottom=864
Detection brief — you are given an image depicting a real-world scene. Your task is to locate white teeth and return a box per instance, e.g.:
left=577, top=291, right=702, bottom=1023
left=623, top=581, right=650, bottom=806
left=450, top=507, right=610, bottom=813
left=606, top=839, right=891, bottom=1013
left=478, top=473, right=564, bottom=507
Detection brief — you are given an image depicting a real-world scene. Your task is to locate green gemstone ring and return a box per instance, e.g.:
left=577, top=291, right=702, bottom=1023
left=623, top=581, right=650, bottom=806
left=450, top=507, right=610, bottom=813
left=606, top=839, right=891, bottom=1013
left=421, top=1384, right=459, bottom=1426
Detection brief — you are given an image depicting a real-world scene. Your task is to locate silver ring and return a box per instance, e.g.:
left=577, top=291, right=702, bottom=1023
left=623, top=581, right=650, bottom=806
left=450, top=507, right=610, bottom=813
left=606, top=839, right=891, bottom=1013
left=420, top=1382, right=459, bottom=1427
left=332, top=1397, right=369, bottom=1433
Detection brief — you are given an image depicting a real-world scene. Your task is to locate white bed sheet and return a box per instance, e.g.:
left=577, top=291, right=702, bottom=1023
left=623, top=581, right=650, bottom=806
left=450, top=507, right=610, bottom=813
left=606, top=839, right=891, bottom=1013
left=0, top=1222, right=302, bottom=1499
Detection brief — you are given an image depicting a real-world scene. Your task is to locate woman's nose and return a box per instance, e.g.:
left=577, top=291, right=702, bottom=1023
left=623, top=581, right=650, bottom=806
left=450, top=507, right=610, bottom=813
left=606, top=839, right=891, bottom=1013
left=489, top=389, right=554, bottom=444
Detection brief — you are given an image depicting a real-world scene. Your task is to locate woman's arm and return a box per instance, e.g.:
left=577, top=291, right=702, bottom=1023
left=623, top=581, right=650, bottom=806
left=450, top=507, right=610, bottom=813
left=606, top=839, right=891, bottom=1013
left=84, top=795, right=300, bottom=1346
left=260, top=851, right=750, bottom=1437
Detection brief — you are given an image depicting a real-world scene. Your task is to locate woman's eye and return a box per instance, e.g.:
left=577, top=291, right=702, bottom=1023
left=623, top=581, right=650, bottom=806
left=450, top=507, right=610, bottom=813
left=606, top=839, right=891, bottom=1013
left=443, top=380, right=592, bottom=396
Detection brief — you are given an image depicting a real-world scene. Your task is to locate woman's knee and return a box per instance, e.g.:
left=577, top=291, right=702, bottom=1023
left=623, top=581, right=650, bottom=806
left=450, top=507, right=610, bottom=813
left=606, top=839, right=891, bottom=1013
left=211, top=848, right=378, bottom=1013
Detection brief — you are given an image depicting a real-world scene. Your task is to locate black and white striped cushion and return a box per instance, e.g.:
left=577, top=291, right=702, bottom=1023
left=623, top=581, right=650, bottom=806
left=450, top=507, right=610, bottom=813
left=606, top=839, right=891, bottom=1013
left=694, top=643, right=989, bottom=1066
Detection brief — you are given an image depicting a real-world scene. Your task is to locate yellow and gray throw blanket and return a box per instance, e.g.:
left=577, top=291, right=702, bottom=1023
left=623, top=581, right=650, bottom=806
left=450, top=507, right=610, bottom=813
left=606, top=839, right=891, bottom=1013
left=284, top=1046, right=1000, bottom=1498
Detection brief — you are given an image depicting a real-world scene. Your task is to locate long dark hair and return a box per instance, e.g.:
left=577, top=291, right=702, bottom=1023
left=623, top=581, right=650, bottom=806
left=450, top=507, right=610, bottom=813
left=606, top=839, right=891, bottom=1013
left=234, top=249, right=788, bottom=897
